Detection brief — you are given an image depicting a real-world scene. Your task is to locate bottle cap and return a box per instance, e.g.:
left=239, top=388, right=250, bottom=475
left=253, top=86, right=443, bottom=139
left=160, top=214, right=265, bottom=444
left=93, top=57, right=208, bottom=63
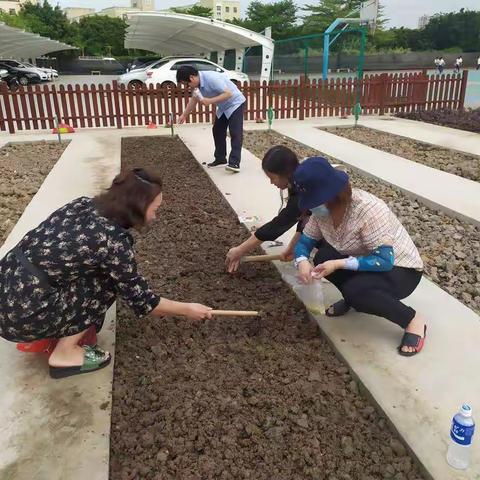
left=460, top=403, right=473, bottom=416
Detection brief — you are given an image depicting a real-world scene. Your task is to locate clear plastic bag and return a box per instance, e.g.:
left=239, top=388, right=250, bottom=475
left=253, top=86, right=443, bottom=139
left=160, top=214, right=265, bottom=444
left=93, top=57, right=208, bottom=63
left=281, top=266, right=325, bottom=315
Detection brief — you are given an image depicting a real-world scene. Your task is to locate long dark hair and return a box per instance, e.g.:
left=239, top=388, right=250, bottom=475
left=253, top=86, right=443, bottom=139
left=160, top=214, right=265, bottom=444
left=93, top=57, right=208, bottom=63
left=94, top=167, right=163, bottom=229
left=262, top=145, right=299, bottom=178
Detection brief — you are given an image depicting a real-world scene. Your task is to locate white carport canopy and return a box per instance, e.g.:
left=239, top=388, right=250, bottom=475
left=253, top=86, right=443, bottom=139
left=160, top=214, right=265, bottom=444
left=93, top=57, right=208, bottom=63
left=125, top=12, right=274, bottom=82
left=0, top=22, right=76, bottom=59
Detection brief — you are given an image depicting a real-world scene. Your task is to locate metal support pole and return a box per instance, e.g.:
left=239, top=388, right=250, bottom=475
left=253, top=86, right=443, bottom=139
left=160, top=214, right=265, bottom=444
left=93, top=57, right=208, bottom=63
left=354, top=26, right=367, bottom=127
left=304, top=41, right=309, bottom=79
left=322, top=33, right=330, bottom=81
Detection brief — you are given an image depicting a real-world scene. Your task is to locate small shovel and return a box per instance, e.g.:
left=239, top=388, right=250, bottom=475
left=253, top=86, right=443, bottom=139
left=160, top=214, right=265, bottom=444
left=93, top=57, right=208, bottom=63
left=211, top=310, right=259, bottom=317
left=242, top=254, right=282, bottom=263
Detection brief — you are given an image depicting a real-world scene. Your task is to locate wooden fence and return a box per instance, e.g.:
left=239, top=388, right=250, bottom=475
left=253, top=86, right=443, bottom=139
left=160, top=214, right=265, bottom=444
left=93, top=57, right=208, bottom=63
left=0, top=71, right=468, bottom=134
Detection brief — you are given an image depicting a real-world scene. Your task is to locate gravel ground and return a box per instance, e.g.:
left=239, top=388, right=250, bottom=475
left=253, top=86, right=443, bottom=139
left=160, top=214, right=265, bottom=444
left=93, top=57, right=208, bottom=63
left=396, top=109, right=480, bottom=134
left=243, top=130, right=480, bottom=314
left=0, top=141, right=68, bottom=245
left=321, top=126, right=480, bottom=183
left=110, top=136, right=425, bottom=480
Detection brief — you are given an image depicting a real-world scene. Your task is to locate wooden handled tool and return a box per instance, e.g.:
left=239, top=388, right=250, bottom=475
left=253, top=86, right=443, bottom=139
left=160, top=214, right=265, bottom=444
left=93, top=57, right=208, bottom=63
left=242, top=254, right=282, bottom=263
left=211, top=310, right=260, bottom=317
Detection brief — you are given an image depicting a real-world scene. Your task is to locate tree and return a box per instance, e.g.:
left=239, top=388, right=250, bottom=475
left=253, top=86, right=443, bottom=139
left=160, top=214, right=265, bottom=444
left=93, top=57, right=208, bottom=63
left=75, top=16, right=128, bottom=56
left=170, top=5, right=213, bottom=18
left=302, top=0, right=362, bottom=34
left=229, top=0, right=300, bottom=40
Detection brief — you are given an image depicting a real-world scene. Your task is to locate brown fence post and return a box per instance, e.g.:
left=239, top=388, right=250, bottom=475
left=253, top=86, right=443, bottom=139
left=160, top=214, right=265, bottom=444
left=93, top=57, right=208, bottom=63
left=458, top=70, right=469, bottom=110
left=299, top=76, right=305, bottom=120
left=378, top=73, right=388, bottom=116
left=112, top=81, right=122, bottom=128
left=1, top=82, right=15, bottom=133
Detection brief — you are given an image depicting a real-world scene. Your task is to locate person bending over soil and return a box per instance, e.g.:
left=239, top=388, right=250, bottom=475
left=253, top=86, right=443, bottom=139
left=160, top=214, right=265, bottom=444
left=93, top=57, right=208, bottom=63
left=226, top=145, right=309, bottom=272
left=0, top=168, right=212, bottom=379
left=293, top=158, right=427, bottom=357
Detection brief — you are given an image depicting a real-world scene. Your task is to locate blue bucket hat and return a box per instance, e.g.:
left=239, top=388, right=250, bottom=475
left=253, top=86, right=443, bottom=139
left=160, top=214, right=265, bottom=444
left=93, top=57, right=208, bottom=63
left=293, top=157, right=349, bottom=210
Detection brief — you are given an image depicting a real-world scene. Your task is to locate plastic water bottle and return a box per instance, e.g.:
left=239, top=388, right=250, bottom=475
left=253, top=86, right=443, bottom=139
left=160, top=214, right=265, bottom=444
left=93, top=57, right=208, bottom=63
left=446, top=403, right=475, bottom=469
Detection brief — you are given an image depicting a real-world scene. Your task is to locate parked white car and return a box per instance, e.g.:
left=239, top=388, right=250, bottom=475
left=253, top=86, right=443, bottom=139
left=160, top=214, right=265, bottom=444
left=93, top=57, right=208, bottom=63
left=0, top=59, right=50, bottom=82
left=145, top=57, right=249, bottom=88
left=119, top=57, right=248, bottom=89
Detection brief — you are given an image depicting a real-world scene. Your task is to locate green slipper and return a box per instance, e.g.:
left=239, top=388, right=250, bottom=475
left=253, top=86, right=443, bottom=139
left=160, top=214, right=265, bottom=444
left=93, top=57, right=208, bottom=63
left=49, top=345, right=111, bottom=379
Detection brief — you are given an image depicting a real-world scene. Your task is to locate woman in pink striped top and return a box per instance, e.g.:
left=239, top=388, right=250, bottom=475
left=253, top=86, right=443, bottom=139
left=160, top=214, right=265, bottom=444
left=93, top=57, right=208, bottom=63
left=293, top=157, right=427, bottom=356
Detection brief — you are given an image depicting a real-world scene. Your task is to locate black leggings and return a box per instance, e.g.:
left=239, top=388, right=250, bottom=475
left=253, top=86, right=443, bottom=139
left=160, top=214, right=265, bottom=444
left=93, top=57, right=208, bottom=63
left=314, top=241, right=422, bottom=329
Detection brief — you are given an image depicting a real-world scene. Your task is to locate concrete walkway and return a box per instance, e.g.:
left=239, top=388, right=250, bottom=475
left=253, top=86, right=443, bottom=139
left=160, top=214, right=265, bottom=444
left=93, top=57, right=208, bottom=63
left=247, top=119, right=480, bottom=227
left=0, top=127, right=170, bottom=480
left=179, top=124, right=480, bottom=480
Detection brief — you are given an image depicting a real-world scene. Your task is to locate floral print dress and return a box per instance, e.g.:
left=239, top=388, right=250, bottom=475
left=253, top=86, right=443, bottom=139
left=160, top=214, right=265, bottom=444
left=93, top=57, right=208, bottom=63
left=0, top=197, right=160, bottom=342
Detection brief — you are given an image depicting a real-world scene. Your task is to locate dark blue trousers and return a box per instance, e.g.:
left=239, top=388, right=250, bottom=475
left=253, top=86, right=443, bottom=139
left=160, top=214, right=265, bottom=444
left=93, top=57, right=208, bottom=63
left=213, top=103, right=244, bottom=166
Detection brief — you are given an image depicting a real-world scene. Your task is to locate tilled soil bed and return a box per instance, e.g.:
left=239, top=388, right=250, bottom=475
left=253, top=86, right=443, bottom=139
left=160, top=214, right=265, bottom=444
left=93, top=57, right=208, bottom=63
left=243, top=131, right=480, bottom=314
left=110, top=136, right=424, bottom=480
left=321, top=125, right=480, bottom=182
left=0, top=141, right=68, bottom=244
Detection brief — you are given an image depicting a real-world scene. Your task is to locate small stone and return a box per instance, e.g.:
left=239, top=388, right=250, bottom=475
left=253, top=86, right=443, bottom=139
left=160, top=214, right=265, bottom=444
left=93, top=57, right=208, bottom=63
left=265, top=426, right=284, bottom=440
left=393, top=473, right=406, bottom=480
left=141, top=431, right=155, bottom=447
left=348, top=380, right=359, bottom=394
left=382, top=464, right=395, bottom=478
left=245, top=423, right=262, bottom=436
left=390, top=439, right=407, bottom=456
left=156, top=449, right=169, bottom=463
left=295, top=414, right=309, bottom=428
left=362, top=406, right=375, bottom=418
left=341, top=436, right=354, bottom=458
left=308, top=370, right=322, bottom=382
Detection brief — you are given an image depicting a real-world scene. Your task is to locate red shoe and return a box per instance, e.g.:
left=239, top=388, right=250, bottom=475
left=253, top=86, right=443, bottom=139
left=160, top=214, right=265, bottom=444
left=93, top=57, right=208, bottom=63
left=398, top=325, right=427, bottom=357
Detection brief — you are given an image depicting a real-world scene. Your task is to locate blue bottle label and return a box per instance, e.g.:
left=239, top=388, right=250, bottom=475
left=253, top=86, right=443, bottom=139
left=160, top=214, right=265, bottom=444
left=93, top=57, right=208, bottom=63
left=451, top=418, right=475, bottom=446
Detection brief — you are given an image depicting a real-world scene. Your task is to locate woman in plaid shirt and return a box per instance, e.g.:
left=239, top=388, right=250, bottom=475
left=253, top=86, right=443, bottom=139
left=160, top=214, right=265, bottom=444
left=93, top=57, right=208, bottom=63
left=293, top=157, right=426, bottom=356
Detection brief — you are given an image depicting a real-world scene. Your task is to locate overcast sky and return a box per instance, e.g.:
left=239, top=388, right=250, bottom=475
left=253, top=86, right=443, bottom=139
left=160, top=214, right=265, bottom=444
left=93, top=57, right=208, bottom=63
left=57, top=0, right=480, bottom=28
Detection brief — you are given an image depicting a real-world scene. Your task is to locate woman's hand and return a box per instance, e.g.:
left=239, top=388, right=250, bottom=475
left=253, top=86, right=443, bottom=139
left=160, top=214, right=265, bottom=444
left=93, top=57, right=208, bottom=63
left=297, top=260, right=313, bottom=284
left=225, top=246, right=244, bottom=273
left=183, top=303, right=213, bottom=321
left=312, top=259, right=343, bottom=279
left=280, top=247, right=295, bottom=262
left=177, top=113, right=187, bottom=124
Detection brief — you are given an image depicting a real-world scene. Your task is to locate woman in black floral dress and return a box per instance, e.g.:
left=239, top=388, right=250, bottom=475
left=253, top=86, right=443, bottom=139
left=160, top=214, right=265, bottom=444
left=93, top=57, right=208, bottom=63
left=0, top=168, right=212, bottom=378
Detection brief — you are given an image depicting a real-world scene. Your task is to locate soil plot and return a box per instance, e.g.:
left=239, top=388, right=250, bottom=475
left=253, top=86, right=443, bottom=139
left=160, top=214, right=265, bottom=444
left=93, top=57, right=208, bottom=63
left=110, top=136, right=424, bottom=480
left=243, top=130, right=480, bottom=315
left=321, top=125, right=480, bottom=183
left=0, top=140, right=68, bottom=244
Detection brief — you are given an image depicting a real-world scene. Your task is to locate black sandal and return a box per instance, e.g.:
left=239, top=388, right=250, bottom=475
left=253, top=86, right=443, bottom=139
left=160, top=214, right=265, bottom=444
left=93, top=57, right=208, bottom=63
left=325, top=300, right=351, bottom=317
left=398, top=325, right=427, bottom=357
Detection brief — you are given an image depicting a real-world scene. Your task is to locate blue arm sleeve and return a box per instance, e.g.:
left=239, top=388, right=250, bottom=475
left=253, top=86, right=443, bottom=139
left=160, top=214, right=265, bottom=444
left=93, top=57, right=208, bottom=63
left=344, top=245, right=395, bottom=272
left=294, top=234, right=318, bottom=260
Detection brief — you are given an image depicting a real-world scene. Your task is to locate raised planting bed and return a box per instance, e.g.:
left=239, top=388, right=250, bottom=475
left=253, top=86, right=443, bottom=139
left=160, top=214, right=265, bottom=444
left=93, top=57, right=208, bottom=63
left=243, top=131, right=480, bottom=314
left=0, top=141, right=68, bottom=244
left=109, top=136, right=425, bottom=480
left=396, top=108, right=480, bottom=134
left=321, top=125, right=480, bottom=183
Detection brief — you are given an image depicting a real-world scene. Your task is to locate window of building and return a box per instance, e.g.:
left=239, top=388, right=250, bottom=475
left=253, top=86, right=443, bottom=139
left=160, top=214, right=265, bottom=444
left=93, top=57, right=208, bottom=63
left=225, top=6, right=229, bottom=12
left=216, top=5, right=221, bottom=11
left=233, top=7, right=237, bottom=12
left=9, top=9, right=16, bottom=15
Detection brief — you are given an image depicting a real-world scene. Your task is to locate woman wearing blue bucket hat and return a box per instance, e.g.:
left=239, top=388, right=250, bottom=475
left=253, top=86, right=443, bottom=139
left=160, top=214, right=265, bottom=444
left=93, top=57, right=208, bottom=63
left=293, top=157, right=426, bottom=356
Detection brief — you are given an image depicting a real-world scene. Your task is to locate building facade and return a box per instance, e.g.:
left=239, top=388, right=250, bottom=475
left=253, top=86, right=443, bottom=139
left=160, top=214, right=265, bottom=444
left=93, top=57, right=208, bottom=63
left=199, top=0, right=240, bottom=21
left=63, top=0, right=155, bottom=23
left=418, top=14, right=431, bottom=29
left=0, top=0, right=38, bottom=15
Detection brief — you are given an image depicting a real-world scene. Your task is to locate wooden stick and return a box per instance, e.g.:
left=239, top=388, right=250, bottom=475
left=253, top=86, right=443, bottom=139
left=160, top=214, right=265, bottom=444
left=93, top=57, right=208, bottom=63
left=211, top=310, right=260, bottom=317
left=243, top=254, right=282, bottom=263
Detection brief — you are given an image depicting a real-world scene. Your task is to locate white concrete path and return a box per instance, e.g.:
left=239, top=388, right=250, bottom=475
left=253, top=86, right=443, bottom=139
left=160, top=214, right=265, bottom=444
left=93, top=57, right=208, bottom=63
left=0, top=127, right=170, bottom=480
left=247, top=119, right=480, bottom=227
left=179, top=123, right=480, bottom=480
